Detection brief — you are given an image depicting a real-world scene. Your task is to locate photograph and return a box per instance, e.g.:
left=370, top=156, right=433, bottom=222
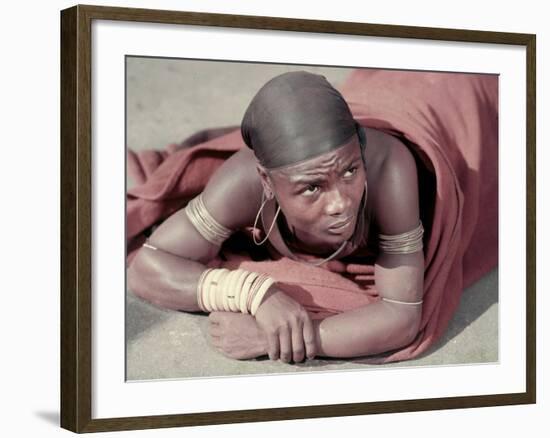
left=60, top=4, right=535, bottom=432
left=125, top=58, right=499, bottom=380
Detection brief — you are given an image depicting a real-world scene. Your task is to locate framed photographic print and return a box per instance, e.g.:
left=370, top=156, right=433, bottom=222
left=60, top=4, right=536, bottom=433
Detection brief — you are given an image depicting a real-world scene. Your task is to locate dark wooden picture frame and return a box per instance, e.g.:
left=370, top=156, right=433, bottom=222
left=60, top=4, right=536, bottom=433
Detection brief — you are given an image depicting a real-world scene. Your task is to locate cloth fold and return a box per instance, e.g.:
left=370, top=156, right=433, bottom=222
left=126, top=69, right=498, bottom=363
left=338, top=69, right=498, bottom=361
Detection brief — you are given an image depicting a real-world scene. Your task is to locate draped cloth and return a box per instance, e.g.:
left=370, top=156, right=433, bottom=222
left=126, top=69, right=498, bottom=363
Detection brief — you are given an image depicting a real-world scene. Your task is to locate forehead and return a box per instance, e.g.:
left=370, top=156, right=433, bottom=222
left=271, top=138, right=361, bottom=180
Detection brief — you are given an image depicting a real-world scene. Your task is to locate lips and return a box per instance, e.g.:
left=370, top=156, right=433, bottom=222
left=328, top=216, right=353, bottom=231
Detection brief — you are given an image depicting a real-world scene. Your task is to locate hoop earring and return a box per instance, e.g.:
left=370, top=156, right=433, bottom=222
left=253, top=193, right=281, bottom=246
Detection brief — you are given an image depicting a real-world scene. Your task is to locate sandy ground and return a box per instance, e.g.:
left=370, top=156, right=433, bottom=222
left=125, top=58, right=498, bottom=380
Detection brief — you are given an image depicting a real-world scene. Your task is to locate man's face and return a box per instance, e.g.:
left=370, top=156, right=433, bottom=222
left=264, top=137, right=366, bottom=253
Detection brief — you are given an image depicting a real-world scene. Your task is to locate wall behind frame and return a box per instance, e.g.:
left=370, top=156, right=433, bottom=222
left=1, top=0, right=546, bottom=437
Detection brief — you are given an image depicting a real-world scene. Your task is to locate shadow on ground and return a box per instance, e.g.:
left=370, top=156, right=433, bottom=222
left=34, top=411, right=59, bottom=427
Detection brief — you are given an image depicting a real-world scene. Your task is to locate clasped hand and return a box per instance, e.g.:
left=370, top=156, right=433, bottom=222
left=254, top=287, right=317, bottom=363
left=208, top=288, right=317, bottom=363
left=208, top=312, right=268, bottom=360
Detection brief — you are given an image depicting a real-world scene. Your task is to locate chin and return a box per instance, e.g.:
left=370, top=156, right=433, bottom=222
left=324, top=228, right=355, bottom=247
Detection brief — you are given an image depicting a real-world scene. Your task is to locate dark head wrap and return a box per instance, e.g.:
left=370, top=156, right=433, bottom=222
left=241, top=71, right=365, bottom=169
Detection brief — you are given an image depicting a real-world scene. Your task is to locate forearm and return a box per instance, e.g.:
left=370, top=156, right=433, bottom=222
left=127, top=247, right=206, bottom=312
left=312, top=301, right=421, bottom=358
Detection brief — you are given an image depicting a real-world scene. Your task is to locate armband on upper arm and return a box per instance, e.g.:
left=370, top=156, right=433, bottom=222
left=378, top=221, right=424, bottom=255
left=184, top=193, right=234, bottom=246
left=377, top=221, right=425, bottom=306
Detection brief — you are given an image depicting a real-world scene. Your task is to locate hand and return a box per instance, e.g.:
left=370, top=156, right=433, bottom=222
left=254, top=287, right=317, bottom=363
left=208, top=312, right=268, bottom=360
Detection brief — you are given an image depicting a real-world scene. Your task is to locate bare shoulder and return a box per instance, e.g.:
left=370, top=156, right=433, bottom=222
left=370, top=133, right=420, bottom=235
left=201, top=146, right=264, bottom=230
left=143, top=147, right=263, bottom=261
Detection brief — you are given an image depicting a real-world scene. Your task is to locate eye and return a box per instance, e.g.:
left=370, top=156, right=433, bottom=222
left=302, top=184, right=320, bottom=196
left=344, top=166, right=357, bottom=178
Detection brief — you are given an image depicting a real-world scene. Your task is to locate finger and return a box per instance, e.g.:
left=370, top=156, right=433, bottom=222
left=279, top=325, right=292, bottom=363
left=291, top=319, right=305, bottom=363
left=302, top=315, right=317, bottom=360
left=266, top=332, right=280, bottom=361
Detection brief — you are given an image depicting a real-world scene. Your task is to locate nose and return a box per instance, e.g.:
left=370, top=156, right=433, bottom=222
left=324, top=187, right=349, bottom=217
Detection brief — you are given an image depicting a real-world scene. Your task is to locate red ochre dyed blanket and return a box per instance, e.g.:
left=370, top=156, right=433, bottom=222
left=126, top=69, right=498, bottom=363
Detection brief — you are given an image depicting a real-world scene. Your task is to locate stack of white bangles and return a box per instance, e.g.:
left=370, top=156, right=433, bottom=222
left=196, top=268, right=275, bottom=314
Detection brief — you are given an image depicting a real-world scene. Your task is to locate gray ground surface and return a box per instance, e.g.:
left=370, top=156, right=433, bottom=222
left=126, top=58, right=498, bottom=381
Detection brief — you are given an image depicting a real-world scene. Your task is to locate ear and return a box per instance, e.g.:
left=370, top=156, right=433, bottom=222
left=256, top=163, right=274, bottom=199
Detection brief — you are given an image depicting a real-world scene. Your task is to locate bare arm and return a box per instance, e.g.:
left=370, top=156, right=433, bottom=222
left=129, top=145, right=318, bottom=362
left=312, top=252, right=423, bottom=357
left=127, top=147, right=263, bottom=311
